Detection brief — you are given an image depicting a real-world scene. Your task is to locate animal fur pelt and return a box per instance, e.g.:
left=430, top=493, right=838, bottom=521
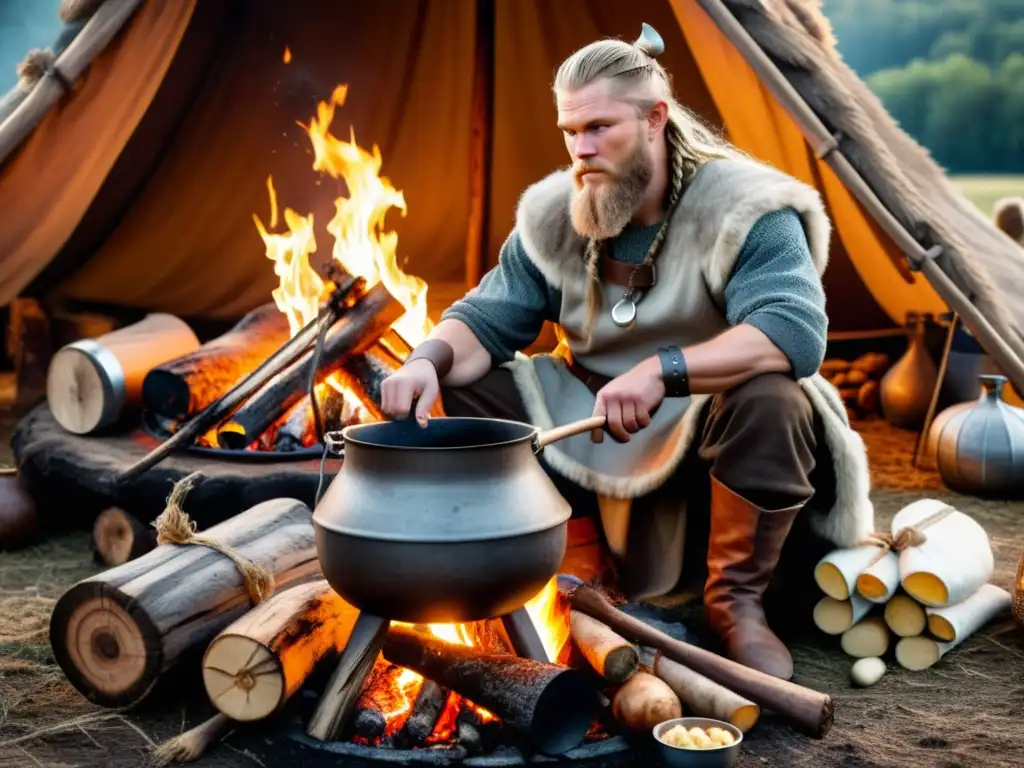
left=994, top=197, right=1024, bottom=246
left=60, top=0, right=106, bottom=24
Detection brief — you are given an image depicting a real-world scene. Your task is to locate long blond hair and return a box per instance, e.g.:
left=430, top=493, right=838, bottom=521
left=553, top=25, right=745, bottom=337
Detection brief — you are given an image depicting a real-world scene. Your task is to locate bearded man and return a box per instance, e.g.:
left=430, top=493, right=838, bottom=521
left=380, top=24, right=874, bottom=680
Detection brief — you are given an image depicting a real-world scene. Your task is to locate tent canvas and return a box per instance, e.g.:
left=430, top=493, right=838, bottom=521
left=1, top=0, right=1022, bottom=387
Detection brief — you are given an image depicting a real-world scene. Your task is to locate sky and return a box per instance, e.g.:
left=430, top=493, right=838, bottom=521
left=0, top=0, right=64, bottom=94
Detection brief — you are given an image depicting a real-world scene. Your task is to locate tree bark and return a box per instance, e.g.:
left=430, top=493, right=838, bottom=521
left=201, top=579, right=359, bottom=721
left=50, top=498, right=319, bottom=709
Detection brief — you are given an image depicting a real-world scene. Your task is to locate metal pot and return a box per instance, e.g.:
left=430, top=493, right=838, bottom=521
left=312, top=415, right=605, bottom=623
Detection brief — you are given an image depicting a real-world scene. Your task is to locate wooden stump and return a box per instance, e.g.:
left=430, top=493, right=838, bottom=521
left=91, top=507, right=157, bottom=566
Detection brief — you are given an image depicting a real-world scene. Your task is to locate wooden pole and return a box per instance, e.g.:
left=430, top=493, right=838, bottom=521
left=913, top=312, right=958, bottom=468
left=464, top=0, right=495, bottom=290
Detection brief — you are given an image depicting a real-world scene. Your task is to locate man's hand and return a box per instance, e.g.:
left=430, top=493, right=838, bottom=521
left=592, top=357, right=665, bottom=442
left=380, top=359, right=440, bottom=427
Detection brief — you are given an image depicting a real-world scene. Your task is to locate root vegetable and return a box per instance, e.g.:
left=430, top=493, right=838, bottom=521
left=813, top=595, right=873, bottom=635
left=845, top=369, right=868, bottom=387
left=856, top=551, right=900, bottom=603
left=894, top=500, right=994, bottom=607
left=925, top=583, right=1011, bottom=643
left=884, top=594, right=927, bottom=637
left=850, top=657, right=886, bottom=687
left=820, top=359, right=851, bottom=376
left=611, top=671, right=681, bottom=731
left=840, top=617, right=889, bottom=658
left=857, top=381, right=880, bottom=412
left=815, top=545, right=882, bottom=600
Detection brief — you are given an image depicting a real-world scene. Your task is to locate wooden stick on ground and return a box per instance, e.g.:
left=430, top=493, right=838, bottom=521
left=50, top=497, right=320, bottom=709
left=640, top=647, right=760, bottom=733
left=202, top=579, right=360, bottom=722
left=569, top=610, right=639, bottom=683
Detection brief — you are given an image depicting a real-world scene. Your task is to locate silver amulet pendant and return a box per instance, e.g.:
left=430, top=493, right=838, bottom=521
left=611, top=295, right=637, bottom=328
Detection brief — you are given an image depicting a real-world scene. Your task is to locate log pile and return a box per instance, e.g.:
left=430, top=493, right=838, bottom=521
left=812, top=498, right=1012, bottom=682
left=818, top=352, right=891, bottom=421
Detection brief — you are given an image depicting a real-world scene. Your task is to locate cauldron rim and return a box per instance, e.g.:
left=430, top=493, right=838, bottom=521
left=312, top=515, right=569, bottom=543
left=336, top=416, right=540, bottom=452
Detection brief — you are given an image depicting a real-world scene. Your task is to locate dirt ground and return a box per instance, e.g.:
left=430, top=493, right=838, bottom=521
left=0, top=413, right=1022, bottom=768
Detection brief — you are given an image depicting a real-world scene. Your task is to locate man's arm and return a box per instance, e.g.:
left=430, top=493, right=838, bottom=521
left=420, top=231, right=561, bottom=386
left=653, top=206, right=828, bottom=393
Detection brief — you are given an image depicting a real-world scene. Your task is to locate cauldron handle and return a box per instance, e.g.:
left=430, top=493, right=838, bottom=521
left=533, top=416, right=607, bottom=453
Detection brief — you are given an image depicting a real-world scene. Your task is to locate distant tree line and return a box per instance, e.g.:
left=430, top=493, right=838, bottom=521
left=822, top=0, right=1024, bottom=173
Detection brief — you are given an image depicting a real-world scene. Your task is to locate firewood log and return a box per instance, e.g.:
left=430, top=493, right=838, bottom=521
left=49, top=498, right=319, bottom=709
left=894, top=500, right=994, bottom=607
left=142, top=303, right=291, bottom=420
left=856, top=550, right=900, bottom=604
left=201, top=579, right=359, bottom=722
left=813, top=594, right=872, bottom=635
left=641, top=647, right=760, bottom=733
left=381, top=624, right=598, bottom=755
left=840, top=617, right=890, bottom=658
left=394, top=679, right=450, bottom=748
left=217, top=284, right=402, bottom=449
left=897, top=584, right=1011, bottom=670
left=92, top=507, right=156, bottom=566
left=569, top=610, right=639, bottom=683
left=611, top=671, right=681, bottom=731
left=48, top=314, right=199, bottom=435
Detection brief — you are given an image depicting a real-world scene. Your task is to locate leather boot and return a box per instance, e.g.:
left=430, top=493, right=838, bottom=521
left=703, top=475, right=803, bottom=680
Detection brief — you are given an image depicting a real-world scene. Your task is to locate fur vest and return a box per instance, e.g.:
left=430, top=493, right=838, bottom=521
left=502, top=156, right=874, bottom=597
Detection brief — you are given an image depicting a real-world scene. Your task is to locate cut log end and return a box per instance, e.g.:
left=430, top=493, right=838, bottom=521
left=813, top=597, right=857, bottom=635
left=884, top=595, right=927, bottom=637
left=49, top=585, right=159, bottom=707
left=856, top=573, right=889, bottom=601
left=92, top=507, right=156, bottom=567
left=202, top=634, right=285, bottom=722
left=895, top=636, right=941, bottom=671
left=840, top=617, right=889, bottom=659
left=47, top=347, right=108, bottom=434
left=814, top=562, right=849, bottom=601
left=731, top=704, right=760, bottom=732
left=927, top=615, right=955, bottom=642
left=902, top=572, right=949, bottom=606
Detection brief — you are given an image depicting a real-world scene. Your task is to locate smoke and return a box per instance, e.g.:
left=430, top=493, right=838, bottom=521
left=0, top=0, right=64, bottom=94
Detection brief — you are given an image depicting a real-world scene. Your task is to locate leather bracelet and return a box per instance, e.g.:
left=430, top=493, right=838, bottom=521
left=657, top=346, right=690, bottom=397
left=405, top=339, right=455, bottom=380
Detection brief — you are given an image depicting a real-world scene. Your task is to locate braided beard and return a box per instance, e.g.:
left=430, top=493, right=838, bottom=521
left=570, top=133, right=653, bottom=241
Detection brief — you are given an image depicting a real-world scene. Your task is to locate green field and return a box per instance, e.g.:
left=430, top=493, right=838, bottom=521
left=950, top=174, right=1024, bottom=216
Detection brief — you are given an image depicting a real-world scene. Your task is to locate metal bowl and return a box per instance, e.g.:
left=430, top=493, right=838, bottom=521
left=652, top=717, right=743, bottom=768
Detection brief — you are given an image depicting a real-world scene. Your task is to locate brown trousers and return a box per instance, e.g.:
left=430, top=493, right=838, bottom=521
left=440, top=368, right=835, bottom=596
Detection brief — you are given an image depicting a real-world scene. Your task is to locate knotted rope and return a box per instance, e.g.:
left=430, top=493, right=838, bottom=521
left=152, top=472, right=274, bottom=605
left=857, top=504, right=956, bottom=569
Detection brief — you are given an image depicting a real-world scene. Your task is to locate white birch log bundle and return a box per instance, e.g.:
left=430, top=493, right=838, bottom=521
left=814, top=544, right=881, bottom=600
left=840, top=617, right=890, bottom=658
left=897, top=583, right=1011, bottom=670
left=813, top=595, right=873, bottom=635
left=925, top=583, right=1011, bottom=643
left=47, top=313, right=199, bottom=434
left=641, top=647, right=760, bottom=732
left=202, top=579, right=360, bottom=721
left=884, top=594, right=927, bottom=637
left=893, top=499, right=994, bottom=607
left=855, top=550, right=900, bottom=603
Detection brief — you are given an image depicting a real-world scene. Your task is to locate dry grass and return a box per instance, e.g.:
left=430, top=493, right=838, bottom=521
left=0, top=416, right=1022, bottom=766
left=951, top=174, right=1024, bottom=216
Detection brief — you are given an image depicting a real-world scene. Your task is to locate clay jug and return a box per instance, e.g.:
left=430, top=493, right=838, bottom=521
left=936, top=374, right=1024, bottom=497
left=880, top=312, right=938, bottom=429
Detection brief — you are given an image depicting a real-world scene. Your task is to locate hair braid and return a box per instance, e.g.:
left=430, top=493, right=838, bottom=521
left=578, top=119, right=689, bottom=342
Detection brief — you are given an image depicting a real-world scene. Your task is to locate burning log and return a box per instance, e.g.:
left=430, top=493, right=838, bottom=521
left=350, top=657, right=407, bottom=742
left=47, top=313, right=200, bottom=435
left=381, top=624, right=598, bottom=755
left=455, top=705, right=500, bottom=755
left=394, top=680, right=449, bottom=748
left=218, top=283, right=402, bottom=450
left=569, top=610, right=639, bottom=684
left=49, top=498, right=319, bottom=709
left=91, top=507, right=157, bottom=566
left=201, top=579, right=359, bottom=722
left=142, top=304, right=291, bottom=420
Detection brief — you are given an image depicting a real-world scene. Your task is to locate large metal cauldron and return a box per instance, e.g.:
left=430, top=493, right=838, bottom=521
left=312, top=415, right=605, bottom=623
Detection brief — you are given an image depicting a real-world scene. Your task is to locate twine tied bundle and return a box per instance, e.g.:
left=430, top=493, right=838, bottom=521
left=858, top=504, right=955, bottom=569
left=152, top=471, right=274, bottom=605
